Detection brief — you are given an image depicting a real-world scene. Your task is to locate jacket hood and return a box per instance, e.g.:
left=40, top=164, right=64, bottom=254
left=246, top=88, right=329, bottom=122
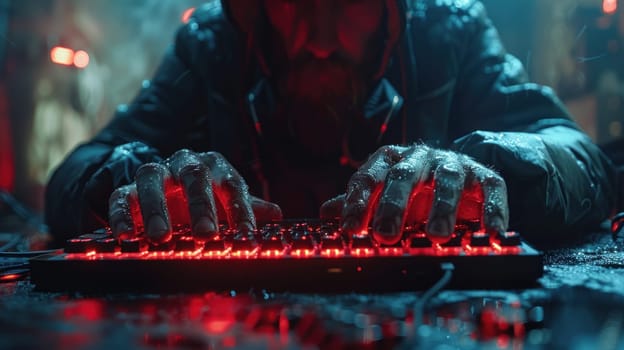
left=222, top=0, right=406, bottom=79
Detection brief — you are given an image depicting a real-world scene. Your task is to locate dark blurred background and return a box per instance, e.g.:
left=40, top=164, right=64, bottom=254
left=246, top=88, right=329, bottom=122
left=0, top=0, right=623, bottom=214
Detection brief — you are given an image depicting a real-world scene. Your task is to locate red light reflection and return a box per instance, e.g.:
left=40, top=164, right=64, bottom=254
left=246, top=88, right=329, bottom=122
left=182, top=7, right=196, bottom=23
left=603, top=0, right=618, bottom=14
left=73, top=50, right=90, bottom=68
left=50, top=46, right=74, bottom=66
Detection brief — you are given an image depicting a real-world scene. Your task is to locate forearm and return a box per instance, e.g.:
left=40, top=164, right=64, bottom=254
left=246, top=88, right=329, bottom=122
left=451, top=126, right=617, bottom=242
left=44, top=141, right=162, bottom=244
left=44, top=142, right=114, bottom=244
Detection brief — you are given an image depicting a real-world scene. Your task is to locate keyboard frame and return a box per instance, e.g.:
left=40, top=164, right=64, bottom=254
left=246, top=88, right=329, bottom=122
left=30, top=242, right=543, bottom=293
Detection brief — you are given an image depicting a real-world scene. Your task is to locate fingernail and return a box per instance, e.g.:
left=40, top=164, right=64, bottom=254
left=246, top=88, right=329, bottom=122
left=427, top=218, right=451, bottom=238
left=193, top=217, right=217, bottom=241
left=147, top=215, right=171, bottom=243
left=372, top=215, right=402, bottom=245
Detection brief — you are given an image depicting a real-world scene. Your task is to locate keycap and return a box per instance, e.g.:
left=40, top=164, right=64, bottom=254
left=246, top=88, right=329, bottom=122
left=121, top=238, right=148, bottom=253
left=95, top=238, right=117, bottom=253
left=65, top=238, right=96, bottom=253
left=498, top=231, right=521, bottom=246
left=470, top=233, right=490, bottom=247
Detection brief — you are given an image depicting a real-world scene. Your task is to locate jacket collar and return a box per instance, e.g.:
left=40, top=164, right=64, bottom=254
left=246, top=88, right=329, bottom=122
left=245, top=77, right=404, bottom=139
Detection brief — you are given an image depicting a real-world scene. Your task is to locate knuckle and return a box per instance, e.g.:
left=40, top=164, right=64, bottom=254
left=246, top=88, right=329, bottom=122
left=386, top=165, right=414, bottom=181
left=481, top=173, right=506, bottom=189
left=202, top=151, right=224, bottom=163
left=348, top=170, right=379, bottom=190
left=178, top=163, right=207, bottom=179
left=170, top=149, right=194, bottom=162
left=222, top=174, right=249, bottom=194
left=136, top=162, right=167, bottom=177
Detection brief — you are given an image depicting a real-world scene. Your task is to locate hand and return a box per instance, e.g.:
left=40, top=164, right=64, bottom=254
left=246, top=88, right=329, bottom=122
left=108, top=150, right=282, bottom=243
left=321, top=145, right=509, bottom=244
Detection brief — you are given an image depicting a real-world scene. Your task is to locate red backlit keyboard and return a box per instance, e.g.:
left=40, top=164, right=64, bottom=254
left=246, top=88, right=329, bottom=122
left=30, top=220, right=543, bottom=292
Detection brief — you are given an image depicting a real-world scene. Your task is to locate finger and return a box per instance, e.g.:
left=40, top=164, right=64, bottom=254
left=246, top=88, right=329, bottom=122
left=199, top=152, right=255, bottom=233
left=135, top=163, right=172, bottom=243
left=320, top=194, right=345, bottom=220
left=472, top=166, right=509, bottom=235
left=372, top=149, right=431, bottom=245
left=251, top=196, right=283, bottom=224
left=108, top=184, right=139, bottom=240
left=342, top=145, right=409, bottom=235
left=425, top=157, right=466, bottom=243
left=169, top=150, right=218, bottom=241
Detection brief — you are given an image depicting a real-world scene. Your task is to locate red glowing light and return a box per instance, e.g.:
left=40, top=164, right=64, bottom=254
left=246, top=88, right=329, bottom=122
left=380, top=124, right=388, bottom=134
left=205, top=320, right=232, bottom=334
left=0, top=274, right=20, bottom=282
left=351, top=248, right=375, bottom=257
left=291, top=249, right=315, bottom=258
left=603, top=0, right=618, bottom=14
left=73, top=50, right=90, bottom=68
left=378, top=247, right=404, bottom=256
left=230, top=248, right=258, bottom=259
left=320, top=248, right=343, bottom=257
left=182, top=7, right=196, bottom=23
left=50, top=46, right=74, bottom=66
left=260, top=249, right=285, bottom=258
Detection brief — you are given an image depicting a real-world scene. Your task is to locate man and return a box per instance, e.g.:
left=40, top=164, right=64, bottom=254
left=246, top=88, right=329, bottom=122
left=46, top=0, right=616, bottom=247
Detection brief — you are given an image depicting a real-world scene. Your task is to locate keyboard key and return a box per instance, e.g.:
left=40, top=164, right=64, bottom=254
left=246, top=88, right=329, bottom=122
left=470, top=232, right=490, bottom=247
left=65, top=238, right=96, bottom=253
left=498, top=231, right=521, bottom=246
left=95, top=238, right=117, bottom=253
left=120, top=238, right=148, bottom=253
left=409, top=234, right=433, bottom=248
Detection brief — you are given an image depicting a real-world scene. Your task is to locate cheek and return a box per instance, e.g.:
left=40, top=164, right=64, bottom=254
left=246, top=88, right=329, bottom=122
left=338, top=4, right=383, bottom=61
left=265, top=3, right=307, bottom=58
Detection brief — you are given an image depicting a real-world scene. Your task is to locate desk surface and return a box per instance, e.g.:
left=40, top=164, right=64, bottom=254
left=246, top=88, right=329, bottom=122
left=0, top=233, right=622, bottom=349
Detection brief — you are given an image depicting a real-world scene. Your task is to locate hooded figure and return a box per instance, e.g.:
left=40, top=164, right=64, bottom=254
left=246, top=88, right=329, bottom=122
left=45, top=0, right=616, bottom=247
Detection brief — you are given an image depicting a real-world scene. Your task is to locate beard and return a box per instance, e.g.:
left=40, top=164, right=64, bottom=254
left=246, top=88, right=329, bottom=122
left=272, top=55, right=371, bottom=159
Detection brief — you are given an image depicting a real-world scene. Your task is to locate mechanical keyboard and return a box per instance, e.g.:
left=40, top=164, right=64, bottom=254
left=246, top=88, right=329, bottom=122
left=30, top=220, right=543, bottom=292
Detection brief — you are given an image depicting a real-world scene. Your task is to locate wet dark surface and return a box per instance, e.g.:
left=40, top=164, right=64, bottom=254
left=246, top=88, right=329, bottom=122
left=0, top=231, right=623, bottom=349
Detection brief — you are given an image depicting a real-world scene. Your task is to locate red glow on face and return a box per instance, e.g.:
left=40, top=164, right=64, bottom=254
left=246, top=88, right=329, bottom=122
left=181, top=7, right=195, bottom=23
left=264, top=0, right=383, bottom=62
left=51, top=46, right=74, bottom=66
left=73, top=50, right=90, bottom=68
left=603, top=0, right=618, bottom=14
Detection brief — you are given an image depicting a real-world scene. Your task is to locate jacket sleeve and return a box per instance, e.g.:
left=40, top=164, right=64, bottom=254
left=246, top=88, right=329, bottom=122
left=447, top=1, right=617, bottom=243
left=44, top=22, right=207, bottom=243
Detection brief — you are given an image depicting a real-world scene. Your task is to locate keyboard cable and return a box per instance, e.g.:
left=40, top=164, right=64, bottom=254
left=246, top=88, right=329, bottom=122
left=414, top=262, right=455, bottom=328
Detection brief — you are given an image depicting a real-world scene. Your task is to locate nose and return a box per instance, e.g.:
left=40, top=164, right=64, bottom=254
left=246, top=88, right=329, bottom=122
left=305, top=0, right=338, bottom=59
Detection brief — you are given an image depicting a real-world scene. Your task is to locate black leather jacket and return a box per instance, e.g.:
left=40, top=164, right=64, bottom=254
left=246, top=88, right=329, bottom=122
left=45, top=0, right=617, bottom=244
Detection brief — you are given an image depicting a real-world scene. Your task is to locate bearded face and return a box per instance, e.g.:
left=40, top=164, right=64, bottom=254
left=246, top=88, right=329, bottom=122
left=262, top=0, right=386, bottom=157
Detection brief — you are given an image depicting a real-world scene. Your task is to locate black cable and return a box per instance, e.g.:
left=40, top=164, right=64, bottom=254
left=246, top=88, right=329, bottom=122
left=0, top=262, right=29, bottom=273
left=0, top=233, right=23, bottom=252
left=0, top=249, right=62, bottom=258
left=414, top=262, right=455, bottom=327
left=0, top=190, right=46, bottom=231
